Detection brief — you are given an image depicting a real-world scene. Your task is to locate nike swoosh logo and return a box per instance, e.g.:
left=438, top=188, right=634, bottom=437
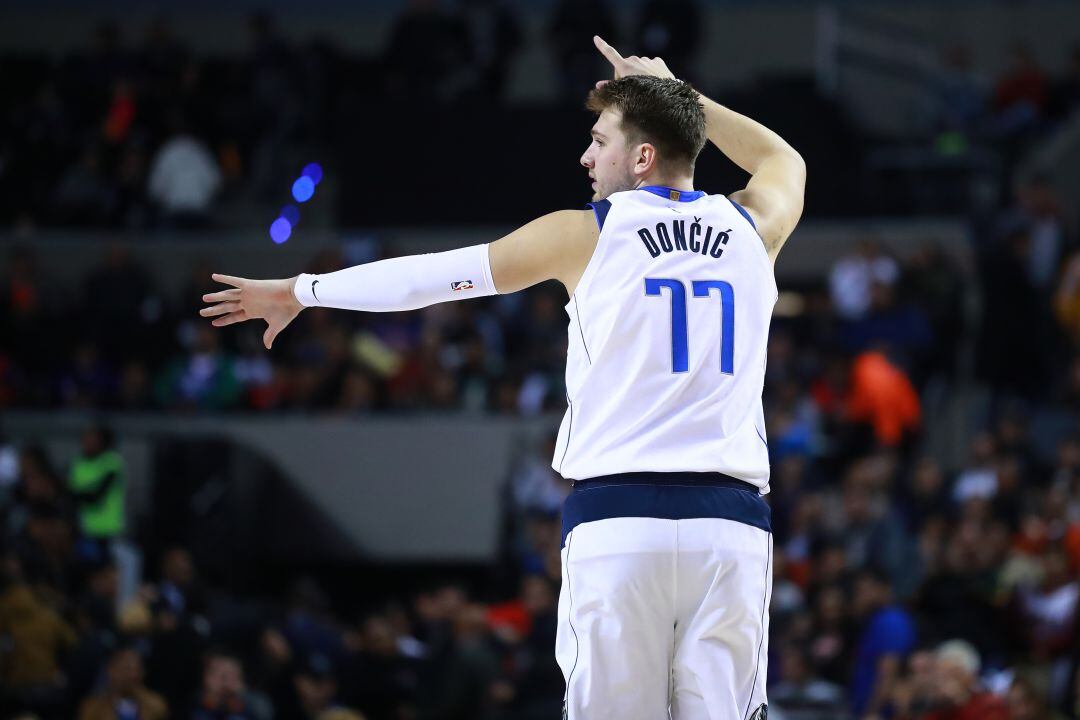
left=311, top=279, right=320, bottom=302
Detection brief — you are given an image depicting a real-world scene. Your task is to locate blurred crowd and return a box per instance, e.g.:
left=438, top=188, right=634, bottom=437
left=0, top=0, right=703, bottom=230
left=931, top=42, right=1080, bottom=140
left=0, top=242, right=573, bottom=415
left=0, top=421, right=564, bottom=719
left=2, top=0, right=1079, bottom=229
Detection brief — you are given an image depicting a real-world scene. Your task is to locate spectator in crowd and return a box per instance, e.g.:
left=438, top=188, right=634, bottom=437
left=78, top=645, right=168, bottom=720
left=769, top=644, right=846, bottom=720
left=144, top=547, right=211, bottom=711
left=501, top=574, right=562, bottom=720
left=845, top=350, right=921, bottom=450
left=920, top=640, right=1009, bottom=720
left=83, top=243, right=163, bottom=366
left=59, top=342, right=119, bottom=409
left=290, top=652, right=346, bottom=719
left=52, top=145, right=119, bottom=226
left=0, top=426, right=17, bottom=493
left=147, top=114, right=222, bottom=227
left=887, top=649, right=938, bottom=719
left=191, top=649, right=273, bottom=720
left=901, top=242, right=964, bottom=380
left=509, top=432, right=567, bottom=516
left=426, top=602, right=501, bottom=719
left=155, top=323, right=242, bottom=411
left=991, top=44, right=1048, bottom=136
left=849, top=569, right=917, bottom=718
left=1, top=245, right=58, bottom=404
left=1011, top=175, right=1066, bottom=292
left=1015, top=543, right=1078, bottom=676
left=156, top=546, right=207, bottom=622
left=0, top=552, right=77, bottom=718
left=1055, top=249, right=1080, bottom=344
left=339, top=612, right=419, bottom=719
left=829, top=241, right=899, bottom=322
left=6, top=444, right=71, bottom=540
left=1008, top=673, right=1069, bottom=720
left=281, top=578, right=346, bottom=665
left=69, top=423, right=126, bottom=551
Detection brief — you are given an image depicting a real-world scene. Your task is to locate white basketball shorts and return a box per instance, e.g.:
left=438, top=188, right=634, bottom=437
left=556, top=473, right=773, bottom=720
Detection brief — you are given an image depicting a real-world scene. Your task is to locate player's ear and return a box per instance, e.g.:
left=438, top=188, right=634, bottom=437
left=635, top=142, right=658, bottom=177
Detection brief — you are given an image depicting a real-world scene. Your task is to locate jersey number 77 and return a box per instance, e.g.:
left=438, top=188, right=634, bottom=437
left=644, top=278, right=735, bottom=375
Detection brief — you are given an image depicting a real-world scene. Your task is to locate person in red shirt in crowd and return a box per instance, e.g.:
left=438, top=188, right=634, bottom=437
left=920, top=640, right=1008, bottom=720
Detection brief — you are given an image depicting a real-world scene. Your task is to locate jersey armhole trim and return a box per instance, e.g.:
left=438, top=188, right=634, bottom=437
left=586, top=199, right=611, bottom=231
left=725, top=196, right=779, bottom=301
left=568, top=200, right=612, bottom=305
left=729, top=198, right=757, bottom=230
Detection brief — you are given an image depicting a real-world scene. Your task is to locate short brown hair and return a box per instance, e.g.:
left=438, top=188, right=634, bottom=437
left=586, top=76, right=706, bottom=172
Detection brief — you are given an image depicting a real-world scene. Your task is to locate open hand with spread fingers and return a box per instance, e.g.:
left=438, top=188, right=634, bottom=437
left=200, top=273, right=303, bottom=350
left=592, top=35, right=678, bottom=89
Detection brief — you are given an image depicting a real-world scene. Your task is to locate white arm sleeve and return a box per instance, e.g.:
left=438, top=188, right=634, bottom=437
left=292, top=243, right=497, bottom=311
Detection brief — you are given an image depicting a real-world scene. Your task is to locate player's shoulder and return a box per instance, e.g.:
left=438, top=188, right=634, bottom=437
left=523, top=208, right=599, bottom=243
left=546, top=208, right=598, bottom=228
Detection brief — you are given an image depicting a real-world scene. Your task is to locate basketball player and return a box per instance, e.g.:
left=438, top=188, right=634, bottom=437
left=201, top=36, right=804, bottom=720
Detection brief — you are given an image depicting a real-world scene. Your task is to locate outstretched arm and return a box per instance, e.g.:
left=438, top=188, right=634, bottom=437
left=593, top=36, right=805, bottom=261
left=201, top=210, right=597, bottom=349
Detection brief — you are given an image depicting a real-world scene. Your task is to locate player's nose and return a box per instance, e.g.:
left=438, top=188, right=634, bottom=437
left=580, top=150, right=593, bottom=168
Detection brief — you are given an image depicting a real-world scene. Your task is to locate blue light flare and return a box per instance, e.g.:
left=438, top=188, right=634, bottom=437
left=301, top=162, right=324, bottom=185
left=292, top=176, right=315, bottom=203
left=270, top=217, right=292, bottom=244
left=280, top=204, right=300, bottom=226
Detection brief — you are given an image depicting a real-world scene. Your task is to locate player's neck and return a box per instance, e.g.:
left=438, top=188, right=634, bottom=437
left=634, top=174, right=694, bottom=191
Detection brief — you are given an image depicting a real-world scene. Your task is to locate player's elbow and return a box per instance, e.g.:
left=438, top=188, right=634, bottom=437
left=783, top=147, right=806, bottom=183
left=781, top=151, right=807, bottom=205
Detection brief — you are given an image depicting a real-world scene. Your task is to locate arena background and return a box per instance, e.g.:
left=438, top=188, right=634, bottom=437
left=1, top=0, right=1079, bottom=718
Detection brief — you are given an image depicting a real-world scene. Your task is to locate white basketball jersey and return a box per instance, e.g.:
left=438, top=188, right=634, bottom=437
left=552, top=186, right=777, bottom=490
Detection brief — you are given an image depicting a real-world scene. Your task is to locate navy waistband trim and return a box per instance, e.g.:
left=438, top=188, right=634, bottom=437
left=561, top=472, right=770, bottom=547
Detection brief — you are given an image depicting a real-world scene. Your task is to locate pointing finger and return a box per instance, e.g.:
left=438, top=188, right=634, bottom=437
left=593, top=35, right=624, bottom=66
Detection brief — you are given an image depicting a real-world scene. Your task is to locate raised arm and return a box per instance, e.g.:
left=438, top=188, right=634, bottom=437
left=593, top=36, right=805, bottom=261
left=200, top=210, right=597, bottom=349
left=703, top=96, right=805, bottom=261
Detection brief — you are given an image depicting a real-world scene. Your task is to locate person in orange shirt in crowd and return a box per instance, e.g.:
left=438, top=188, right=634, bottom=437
left=847, top=349, right=921, bottom=448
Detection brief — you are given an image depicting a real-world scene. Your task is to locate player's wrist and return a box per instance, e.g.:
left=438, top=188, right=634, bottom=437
left=286, top=276, right=309, bottom=310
